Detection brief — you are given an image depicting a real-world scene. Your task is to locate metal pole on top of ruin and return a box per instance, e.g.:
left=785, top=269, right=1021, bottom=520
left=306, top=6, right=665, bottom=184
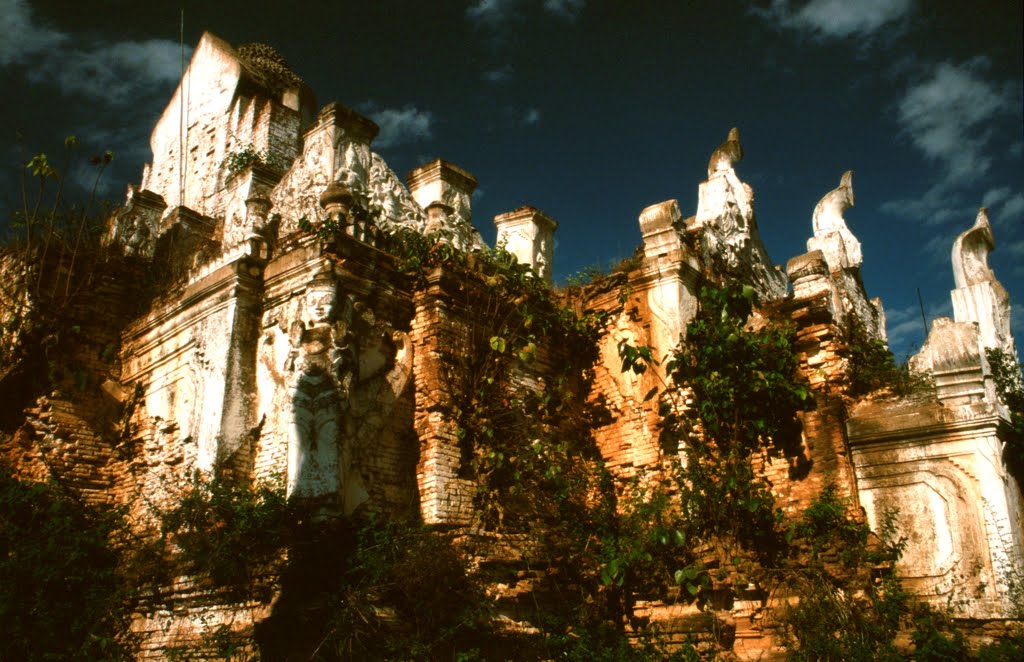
left=917, top=287, right=928, bottom=339
left=178, top=9, right=185, bottom=210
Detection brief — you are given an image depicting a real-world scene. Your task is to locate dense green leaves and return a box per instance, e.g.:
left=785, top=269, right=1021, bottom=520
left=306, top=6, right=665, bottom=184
left=987, top=347, right=1024, bottom=479
left=660, top=284, right=808, bottom=555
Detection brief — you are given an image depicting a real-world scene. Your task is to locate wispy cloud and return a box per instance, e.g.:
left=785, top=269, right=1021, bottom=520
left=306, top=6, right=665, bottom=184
left=896, top=58, right=1016, bottom=185
left=363, top=105, right=435, bottom=150
left=752, top=0, right=914, bottom=39
left=2, top=1, right=185, bottom=106
left=27, top=40, right=183, bottom=107
left=882, top=59, right=1020, bottom=228
left=467, top=0, right=586, bottom=27
left=880, top=182, right=974, bottom=227
left=0, top=0, right=68, bottom=67
left=543, top=0, right=585, bottom=20
left=885, top=303, right=931, bottom=357
left=466, top=0, right=520, bottom=26
left=482, top=65, right=514, bottom=83
left=999, top=194, right=1024, bottom=224
left=921, top=228, right=959, bottom=264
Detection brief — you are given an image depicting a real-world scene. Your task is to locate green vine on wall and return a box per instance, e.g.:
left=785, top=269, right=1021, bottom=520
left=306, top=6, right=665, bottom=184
left=987, top=347, right=1024, bottom=479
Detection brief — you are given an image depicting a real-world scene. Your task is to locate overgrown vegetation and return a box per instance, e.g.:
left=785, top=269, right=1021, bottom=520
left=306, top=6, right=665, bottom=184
left=152, top=477, right=493, bottom=660
left=987, top=347, right=1024, bottom=478
left=778, top=484, right=909, bottom=661
left=1, top=137, right=119, bottom=414
left=0, top=464, right=134, bottom=660
left=153, top=470, right=293, bottom=594
left=846, top=320, right=931, bottom=398
left=663, top=285, right=808, bottom=559
left=5, top=158, right=1024, bottom=659
left=222, top=142, right=287, bottom=176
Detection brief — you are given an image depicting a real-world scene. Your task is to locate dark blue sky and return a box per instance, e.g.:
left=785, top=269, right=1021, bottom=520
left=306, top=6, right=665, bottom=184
left=2, top=0, right=1021, bottom=357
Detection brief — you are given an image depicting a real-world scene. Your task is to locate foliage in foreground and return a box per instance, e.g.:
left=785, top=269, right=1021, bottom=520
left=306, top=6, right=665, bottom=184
left=0, top=464, right=133, bottom=661
left=987, top=347, right=1024, bottom=479
left=150, top=470, right=493, bottom=661
left=846, top=320, right=932, bottom=398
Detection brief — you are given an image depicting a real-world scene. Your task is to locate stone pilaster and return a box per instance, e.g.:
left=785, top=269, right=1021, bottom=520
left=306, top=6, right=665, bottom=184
left=406, top=159, right=480, bottom=249
left=493, top=206, right=559, bottom=283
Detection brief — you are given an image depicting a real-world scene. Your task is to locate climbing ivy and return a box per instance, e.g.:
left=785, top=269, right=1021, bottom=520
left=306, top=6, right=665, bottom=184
left=987, top=347, right=1024, bottom=479
left=663, top=284, right=809, bottom=557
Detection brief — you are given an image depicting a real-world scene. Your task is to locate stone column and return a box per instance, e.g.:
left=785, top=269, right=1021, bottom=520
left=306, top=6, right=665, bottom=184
left=493, top=206, right=559, bottom=283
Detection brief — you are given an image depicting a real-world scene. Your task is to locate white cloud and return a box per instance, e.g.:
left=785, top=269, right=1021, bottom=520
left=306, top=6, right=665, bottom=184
left=880, top=182, right=974, bottom=227
left=884, top=303, right=930, bottom=357
left=753, top=0, right=913, bottom=39
left=921, top=230, right=958, bottom=264
left=982, top=186, right=1013, bottom=208
left=543, top=0, right=585, bottom=20
left=2, top=0, right=185, bottom=106
left=366, top=105, right=434, bottom=150
left=467, top=0, right=585, bottom=26
left=0, top=0, right=67, bottom=67
left=993, top=193, right=1024, bottom=227
left=482, top=65, right=513, bottom=83
left=977, top=187, right=1024, bottom=228
left=999, top=193, right=1024, bottom=221
left=466, top=0, right=519, bottom=26
left=883, top=61, right=1020, bottom=228
left=896, top=59, right=1015, bottom=184
left=27, top=39, right=184, bottom=107
left=522, top=107, right=541, bottom=125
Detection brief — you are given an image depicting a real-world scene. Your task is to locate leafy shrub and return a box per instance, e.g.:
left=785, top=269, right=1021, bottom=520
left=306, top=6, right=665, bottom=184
left=780, top=483, right=908, bottom=661
left=255, top=509, right=493, bottom=661
left=222, top=143, right=285, bottom=175
left=847, top=321, right=931, bottom=398
left=0, top=465, right=133, bottom=660
left=986, top=347, right=1024, bottom=479
left=663, top=284, right=808, bottom=557
left=154, top=470, right=293, bottom=592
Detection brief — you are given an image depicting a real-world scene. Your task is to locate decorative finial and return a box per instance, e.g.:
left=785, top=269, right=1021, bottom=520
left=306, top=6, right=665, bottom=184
left=812, top=170, right=855, bottom=234
left=707, top=127, right=743, bottom=178
left=952, top=207, right=996, bottom=289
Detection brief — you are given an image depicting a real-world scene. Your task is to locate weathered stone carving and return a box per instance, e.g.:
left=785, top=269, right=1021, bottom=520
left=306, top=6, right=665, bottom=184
left=791, top=172, right=885, bottom=341
left=808, top=170, right=862, bottom=271
left=852, top=312, right=1023, bottom=616
left=406, top=159, right=482, bottom=250
left=951, top=208, right=1014, bottom=357
left=692, top=128, right=787, bottom=301
left=365, top=152, right=425, bottom=231
left=20, top=30, right=1024, bottom=656
left=107, top=185, right=167, bottom=259
left=953, top=208, right=997, bottom=288
left=283, top=278, right=357, bottom=503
